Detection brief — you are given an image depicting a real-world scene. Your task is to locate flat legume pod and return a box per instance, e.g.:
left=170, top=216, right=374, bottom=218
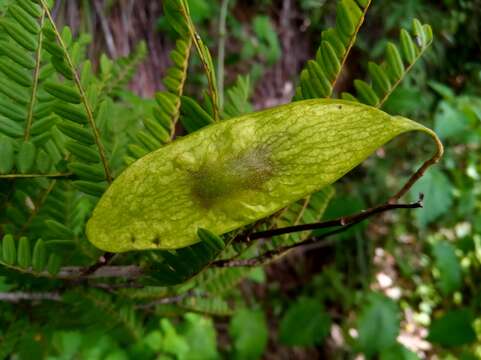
left=87, top=99, right=440, bottom=252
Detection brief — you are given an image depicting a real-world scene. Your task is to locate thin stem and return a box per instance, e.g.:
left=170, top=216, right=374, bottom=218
left=0, top=292, right=61, bottom=302
left=136, top=292, right=193, bottom=309
left=217, top=0, right=229, bottom=110
left=0, top=172, right=73, bottom=179
left=0, top=260, right=142, bottom=280
left=40, top=0, right=113, bottom=184
left=80, top=252, right=116, bottom=277
left=215, top=225, right=355, bottom=267
left=215, top=195, right=424, bottom=267
left=24, top=11, right=45, bottom=141
left=244, top=194, right=424, bottom=241
left=390, top=134, right=444, bottom=203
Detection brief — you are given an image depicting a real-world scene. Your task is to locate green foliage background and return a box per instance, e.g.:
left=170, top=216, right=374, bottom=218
left=0, top=0, right=480, bottom=358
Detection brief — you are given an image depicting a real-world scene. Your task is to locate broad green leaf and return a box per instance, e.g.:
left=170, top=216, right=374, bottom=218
left=278, top=298, right=331, bottom=347
left=428, top=309, right=476, bottom=347
left=87, top=99, right=440, bottom=252
left=432, top=241, right=462, bottom=294
left=357, top=293, right=400, bottom=357
left=229, top=308, right=268, bottom=360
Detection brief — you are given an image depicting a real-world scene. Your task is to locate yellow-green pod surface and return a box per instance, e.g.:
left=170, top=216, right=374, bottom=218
left=87, top=99, right=439, bottom=252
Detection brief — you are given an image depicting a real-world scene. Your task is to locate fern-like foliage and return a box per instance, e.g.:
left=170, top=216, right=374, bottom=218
left=280, top=0, right=371, bottom=256
left=101, top=41, right=148, bottom=97
left=0, top=1, right=56, bottom=175
left=179, top=95, right=215, bottom=133
left=178, top=296, right=233, bottom=316
left=0, top=0, right=117, bottom=198
left=155, top=296, right=233, bottom=317
left=62, top=289, right=143, bottom=343
left=222, top=75, right=253, bottom=119
left=0, top=1, right=150, bottom=275
left=0, top=233, right=60, bottom=275
left=0, top=318, right=27, bottom=360
left=143, top=229, right=226, bottom=286
left=0, top=0, right=439, bottom=342
left=294, top=0, right=371, bottom=100
left=342, top=19, right=433, bottom=108
left=40, top=8, right=114, bottom=195
left=195, top=267, right=258, bottom=295
left=126, top=0, right=192, bottom=164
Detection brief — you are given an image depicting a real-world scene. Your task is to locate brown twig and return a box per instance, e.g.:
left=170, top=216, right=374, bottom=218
left=0, top=261, right=143, bottom=280
left=0, top=172, right=74, bottom=179
left=136, top=292, right=193, bottom=309
left=80, top=252, right=117, bottom=277
left=237, top=194, right=424, bottom=242
left=389, top=135, right=444, bottom=203
left=0, top=291, right=61, bottom=302
left=214, top=194, right=424, bottom=267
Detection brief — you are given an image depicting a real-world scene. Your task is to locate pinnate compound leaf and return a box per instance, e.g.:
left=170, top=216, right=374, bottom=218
left=87, top=99, right=441, bottom=252
left=278, top=298, right=331, bottom=347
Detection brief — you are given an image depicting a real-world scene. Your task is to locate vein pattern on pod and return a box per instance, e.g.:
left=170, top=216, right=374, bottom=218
left=87, top=99, right=440, bottom=252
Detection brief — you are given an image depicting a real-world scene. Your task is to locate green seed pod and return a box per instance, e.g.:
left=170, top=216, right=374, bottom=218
left=16, top=140, right=37, bottom=174
left=87, top=99, right=442, bottom=252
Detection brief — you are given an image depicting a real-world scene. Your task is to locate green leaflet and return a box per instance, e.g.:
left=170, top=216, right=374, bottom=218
left=87, top=99, right=441, bottom=252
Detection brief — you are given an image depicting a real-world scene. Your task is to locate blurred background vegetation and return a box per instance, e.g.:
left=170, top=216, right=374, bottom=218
left=1, top=0, right=481, bottom=358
